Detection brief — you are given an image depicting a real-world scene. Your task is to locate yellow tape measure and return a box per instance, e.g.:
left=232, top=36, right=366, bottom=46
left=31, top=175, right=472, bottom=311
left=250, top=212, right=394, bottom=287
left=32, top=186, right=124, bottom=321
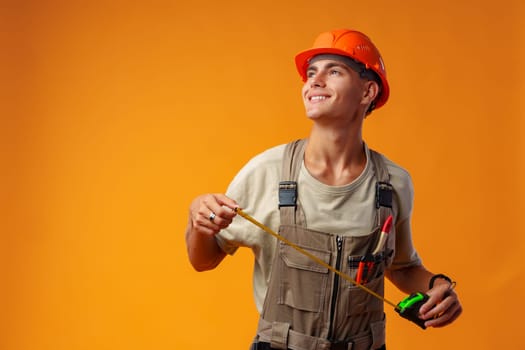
left=234, top=207, right=398, bottom=309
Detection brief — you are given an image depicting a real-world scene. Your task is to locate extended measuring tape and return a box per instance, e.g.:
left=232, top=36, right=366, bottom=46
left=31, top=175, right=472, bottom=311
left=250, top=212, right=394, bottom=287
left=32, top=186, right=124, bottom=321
left=235, top=208, right=432, bottom=329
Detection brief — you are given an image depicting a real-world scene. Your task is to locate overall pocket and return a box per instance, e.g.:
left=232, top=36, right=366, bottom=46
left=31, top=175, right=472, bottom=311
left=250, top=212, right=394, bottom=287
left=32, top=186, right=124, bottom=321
left=343, top=272, right=385, bottom=317
left=344, top=252, right=386, bottom=317
left=277, top=242, right=331, bottom=312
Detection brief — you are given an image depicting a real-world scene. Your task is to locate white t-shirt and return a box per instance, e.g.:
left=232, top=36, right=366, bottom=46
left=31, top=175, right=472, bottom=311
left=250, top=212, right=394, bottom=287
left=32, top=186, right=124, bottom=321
left=216, top=142, right=421, bottom=313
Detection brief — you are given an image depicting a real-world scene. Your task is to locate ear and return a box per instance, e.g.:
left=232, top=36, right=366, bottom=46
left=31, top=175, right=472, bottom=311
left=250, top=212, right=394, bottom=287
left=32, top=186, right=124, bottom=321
left=361, top=80, right=380, bottom=106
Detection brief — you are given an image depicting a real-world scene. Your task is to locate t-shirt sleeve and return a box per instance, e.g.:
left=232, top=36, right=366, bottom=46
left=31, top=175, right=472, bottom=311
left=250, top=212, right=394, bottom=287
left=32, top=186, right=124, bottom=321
left=215, top=144, right=285, bottom=255
left=214, top=159, right=254, bottom=255
left=386, top=159, right=423, bottom=270
left=214, top=186, right=244, bottom=255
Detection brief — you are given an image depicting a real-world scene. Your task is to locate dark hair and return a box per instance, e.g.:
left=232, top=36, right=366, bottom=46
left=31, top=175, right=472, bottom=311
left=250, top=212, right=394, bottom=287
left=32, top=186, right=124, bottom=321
left=340, top=57, right=383, bottom=114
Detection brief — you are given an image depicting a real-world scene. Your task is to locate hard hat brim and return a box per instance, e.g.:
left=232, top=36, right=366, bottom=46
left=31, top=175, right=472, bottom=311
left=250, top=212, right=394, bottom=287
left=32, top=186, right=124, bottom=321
left=295, top=47, right=359, bottom=81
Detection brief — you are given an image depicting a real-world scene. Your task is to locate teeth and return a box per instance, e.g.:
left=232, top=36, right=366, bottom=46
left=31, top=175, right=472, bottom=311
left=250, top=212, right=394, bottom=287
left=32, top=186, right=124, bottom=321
left=311, top=96, right=327, bottom=101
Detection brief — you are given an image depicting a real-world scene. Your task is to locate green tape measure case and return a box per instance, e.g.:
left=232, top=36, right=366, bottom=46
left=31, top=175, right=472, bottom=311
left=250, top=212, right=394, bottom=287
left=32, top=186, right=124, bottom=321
left=396, top=292, right=429, bottom=329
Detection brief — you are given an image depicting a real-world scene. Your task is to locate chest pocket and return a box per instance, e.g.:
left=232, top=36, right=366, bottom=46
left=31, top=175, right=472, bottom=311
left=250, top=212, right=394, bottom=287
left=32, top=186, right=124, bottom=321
left=277, top=241, right=331, bottom=313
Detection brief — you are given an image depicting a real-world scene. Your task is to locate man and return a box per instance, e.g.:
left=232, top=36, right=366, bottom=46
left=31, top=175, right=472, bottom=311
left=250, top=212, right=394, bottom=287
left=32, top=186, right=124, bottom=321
left=185, top=29, right=462, bottom=350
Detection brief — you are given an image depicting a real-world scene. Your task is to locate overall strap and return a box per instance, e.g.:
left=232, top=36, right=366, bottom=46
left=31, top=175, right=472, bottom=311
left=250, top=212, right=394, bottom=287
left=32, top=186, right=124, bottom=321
left=369, top=149, right=394, bottom=229
left=279, top=139, right=307, bottom=226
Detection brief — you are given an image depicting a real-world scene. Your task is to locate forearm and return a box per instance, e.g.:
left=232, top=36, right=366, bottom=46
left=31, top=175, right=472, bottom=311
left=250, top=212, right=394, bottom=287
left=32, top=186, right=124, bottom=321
left=185, top=219, right=226, bottom=271
left=386, top=264, right=434, bottom=294
left=387, top=264, right=462, bottom=327
left=185, top=193, right=237, bottom=271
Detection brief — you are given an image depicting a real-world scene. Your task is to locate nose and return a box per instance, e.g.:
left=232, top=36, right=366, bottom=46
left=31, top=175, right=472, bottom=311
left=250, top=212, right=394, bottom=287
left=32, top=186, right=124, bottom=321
left=309, top=72, right=326, bottom=88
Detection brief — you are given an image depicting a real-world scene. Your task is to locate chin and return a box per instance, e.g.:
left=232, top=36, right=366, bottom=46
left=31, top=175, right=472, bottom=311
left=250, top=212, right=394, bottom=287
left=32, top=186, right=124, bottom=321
left=305, top=108, right=321, bottom=118
left=306, top=111, right=326, bottom=120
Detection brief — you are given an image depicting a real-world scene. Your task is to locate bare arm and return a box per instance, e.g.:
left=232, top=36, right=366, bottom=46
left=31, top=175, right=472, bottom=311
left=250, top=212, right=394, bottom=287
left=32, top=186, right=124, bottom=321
left=386, top=265, right=463, bottom=328
left=185, top=193, right=238, bottom=271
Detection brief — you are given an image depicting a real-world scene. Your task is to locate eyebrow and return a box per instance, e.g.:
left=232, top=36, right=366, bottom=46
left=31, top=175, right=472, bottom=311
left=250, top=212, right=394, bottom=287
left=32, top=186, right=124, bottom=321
left=306, top=61, right=351, bottom=73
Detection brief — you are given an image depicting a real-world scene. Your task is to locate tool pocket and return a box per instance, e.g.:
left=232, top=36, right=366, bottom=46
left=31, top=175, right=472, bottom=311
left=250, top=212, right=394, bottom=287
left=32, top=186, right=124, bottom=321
left=348, top=251, right=387, bottom=282
left=343, top=255, right=385, bottom=317
left=278, top=242, right=331, bottom=312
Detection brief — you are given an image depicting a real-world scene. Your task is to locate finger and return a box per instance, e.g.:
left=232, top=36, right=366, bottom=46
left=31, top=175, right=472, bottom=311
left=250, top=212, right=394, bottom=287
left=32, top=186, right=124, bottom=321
left=198, top=198, right=237, bottom=231
left=206, top=208, right=235, bottom=230
left=202, top=195, right=238, bottom=223
left=419, top=295, right=440, bottom=315
left=213, top=193, right=239, bottom=211
left=425, top=301, right=462, bottom=328
left=427, top=308, right=461, bottom=328
left=201, top=195, right=230, bottom=215
left=193, top=222, right=219, bottom=237
left=421, top=295, right=454, bottom=320
left=419, top=285, right=454, bottom=314
left=193, top=209, right=221, bottom=234
left=422, top=292, right=460, bottom=322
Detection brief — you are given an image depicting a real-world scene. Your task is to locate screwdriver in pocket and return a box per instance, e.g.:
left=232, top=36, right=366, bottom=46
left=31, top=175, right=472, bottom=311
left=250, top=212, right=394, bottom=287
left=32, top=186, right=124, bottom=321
left=357, top=215, right=393, bottom=284
left=372, top=215, right=393, bottom=255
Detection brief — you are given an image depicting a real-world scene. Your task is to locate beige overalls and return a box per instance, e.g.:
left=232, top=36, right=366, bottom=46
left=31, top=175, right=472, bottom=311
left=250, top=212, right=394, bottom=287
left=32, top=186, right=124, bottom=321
left=254, top=139, right=395, bottom=350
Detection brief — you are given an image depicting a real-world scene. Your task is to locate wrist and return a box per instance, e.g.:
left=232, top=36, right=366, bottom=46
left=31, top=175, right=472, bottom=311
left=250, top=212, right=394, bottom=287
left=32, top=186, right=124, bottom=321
left=429, top=273, right=455, bottom=289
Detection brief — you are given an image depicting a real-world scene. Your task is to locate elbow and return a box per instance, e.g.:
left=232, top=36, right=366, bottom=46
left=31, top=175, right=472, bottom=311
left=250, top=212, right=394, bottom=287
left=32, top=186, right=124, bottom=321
left=191, top=261, right=216, bottom=272
left=185, top=226, right=226, bottom=272
left=188, top=252, right=225, bottom=272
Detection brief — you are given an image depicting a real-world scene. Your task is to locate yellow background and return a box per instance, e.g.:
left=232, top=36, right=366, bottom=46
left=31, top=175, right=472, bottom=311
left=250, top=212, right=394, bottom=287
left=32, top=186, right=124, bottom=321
left=2, top=0, right=524, bottom=349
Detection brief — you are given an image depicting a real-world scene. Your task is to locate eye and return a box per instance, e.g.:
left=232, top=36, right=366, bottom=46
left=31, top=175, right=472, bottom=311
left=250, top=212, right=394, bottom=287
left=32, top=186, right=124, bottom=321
left=329, top=69, right=342, bottom=76
left=306, top=70, right=316, bottom=78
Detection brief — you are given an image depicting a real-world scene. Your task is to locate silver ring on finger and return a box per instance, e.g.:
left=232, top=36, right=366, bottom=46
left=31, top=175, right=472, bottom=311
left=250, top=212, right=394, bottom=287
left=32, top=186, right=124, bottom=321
left=209, top=212, right=216, bottom=222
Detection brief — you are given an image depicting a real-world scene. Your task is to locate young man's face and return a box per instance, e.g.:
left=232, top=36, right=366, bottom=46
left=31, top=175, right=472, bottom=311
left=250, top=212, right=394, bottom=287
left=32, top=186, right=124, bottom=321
left=301, top=57, right=369, bottom=123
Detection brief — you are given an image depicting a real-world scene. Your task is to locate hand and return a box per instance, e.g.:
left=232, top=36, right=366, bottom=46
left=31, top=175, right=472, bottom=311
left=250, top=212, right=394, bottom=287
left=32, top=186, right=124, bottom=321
left=419, top=281, right=463, bottom=328
left=190, top=193, right=238, bottom=237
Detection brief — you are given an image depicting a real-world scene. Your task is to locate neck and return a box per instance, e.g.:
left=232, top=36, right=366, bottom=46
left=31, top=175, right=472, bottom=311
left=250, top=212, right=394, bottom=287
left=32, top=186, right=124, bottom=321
left=304, top=124, right=366, bottom=186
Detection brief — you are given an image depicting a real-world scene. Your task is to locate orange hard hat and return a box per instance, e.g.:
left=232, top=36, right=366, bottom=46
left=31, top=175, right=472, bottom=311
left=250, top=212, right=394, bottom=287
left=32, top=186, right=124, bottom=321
left=295, top=29, right=390, bottom=110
